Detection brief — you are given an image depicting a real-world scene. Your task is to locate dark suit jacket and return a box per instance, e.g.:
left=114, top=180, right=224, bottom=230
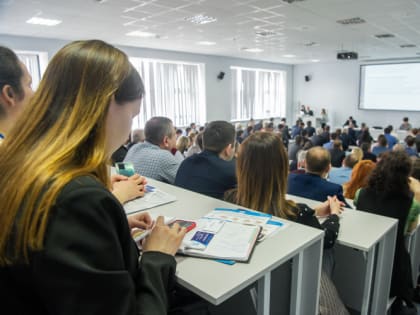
left=0, top=176, right=175, bottom=315
left=287, top=172, right=349, bottom=207
left=175, top=150, right=236, bottom=199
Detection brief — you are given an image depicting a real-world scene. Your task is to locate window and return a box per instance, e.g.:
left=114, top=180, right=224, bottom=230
left=16, top=51, right=48, bottom=90
left=231, top=66, right=286, bottom=121
left=129, top=57, right=206, bottom=129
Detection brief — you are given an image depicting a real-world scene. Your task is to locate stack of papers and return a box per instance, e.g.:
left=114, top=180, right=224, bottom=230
left=124, top=188, right=176, bottom=214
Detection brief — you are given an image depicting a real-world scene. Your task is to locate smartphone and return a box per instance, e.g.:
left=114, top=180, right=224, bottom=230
left=115, top=162, right=135, bottom=177
left=168, top=220, right=196, bottom=232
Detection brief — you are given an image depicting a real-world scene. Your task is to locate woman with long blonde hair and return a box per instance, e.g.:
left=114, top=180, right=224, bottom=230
left=0, top=40, right=185, bottom=314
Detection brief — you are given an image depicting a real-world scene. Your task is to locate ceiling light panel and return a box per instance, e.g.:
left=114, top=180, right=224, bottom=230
left=26, top=17, right=62, bottom=26
left=184, top=14, right=217, bottom=25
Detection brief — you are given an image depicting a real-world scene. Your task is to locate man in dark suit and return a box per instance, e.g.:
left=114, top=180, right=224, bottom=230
left=287, top=146, right=350, bottom=207
left=175, top=120, right=236, bottom=199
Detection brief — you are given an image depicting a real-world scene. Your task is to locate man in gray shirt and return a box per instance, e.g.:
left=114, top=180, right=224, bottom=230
left=124, top=117, right=181, bottom=184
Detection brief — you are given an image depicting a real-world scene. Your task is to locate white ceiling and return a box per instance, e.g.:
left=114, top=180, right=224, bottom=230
left=1, top=0, right=420, bottom=64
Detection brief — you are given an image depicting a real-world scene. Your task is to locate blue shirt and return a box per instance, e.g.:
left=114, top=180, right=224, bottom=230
left=175, top=150, right=236, bottom=199
left=384, top=133, right=398, bottom=149
left=328, top=167, right=352, bottom=185
left=372, top=146, right=389, bottom=157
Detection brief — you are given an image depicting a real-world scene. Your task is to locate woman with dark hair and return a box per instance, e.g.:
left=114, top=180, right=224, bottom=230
left=0, top=46, right=34, bottom=142
left=0, top=40, right=186, bottom=314
left=225, top=132, right=349, bottom=315
left=354, top=151, right=420, bottom=314
left=372, top=134, right=389, bottom=157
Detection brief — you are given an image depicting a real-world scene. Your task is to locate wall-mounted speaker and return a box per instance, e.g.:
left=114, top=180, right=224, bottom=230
left=217, top=71, right=225, bottom=80
left=304, top=75, right=311, bottom=82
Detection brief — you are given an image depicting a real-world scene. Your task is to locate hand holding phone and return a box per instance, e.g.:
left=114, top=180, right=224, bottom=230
left=168, top=220, right=197, bottom=232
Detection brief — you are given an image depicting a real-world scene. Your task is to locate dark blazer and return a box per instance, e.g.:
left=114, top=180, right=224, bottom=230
left=287, top=172, right=349, bottom=207
left=0, top=176, right=175, bottom=315
left=175, top=150, right=236, bottom=199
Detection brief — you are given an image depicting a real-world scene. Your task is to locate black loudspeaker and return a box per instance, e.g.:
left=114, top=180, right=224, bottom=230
left=304, top=75, right=311, bottom=82
left=217, top=71, right=225, bottom=80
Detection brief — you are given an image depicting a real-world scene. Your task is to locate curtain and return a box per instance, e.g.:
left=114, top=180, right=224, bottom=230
left=17, top=53, right=41, bottom=90
left=130, top=58, right=206, bottom=129
left=231, top=67, right=286, bottom=120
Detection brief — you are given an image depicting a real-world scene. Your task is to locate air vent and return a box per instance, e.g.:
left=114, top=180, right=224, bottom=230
left=184, top=14, right=217, bottom=25
left=375, top=33, right=395, bottom=39
left=400, top=44, right=416, bottom=48
left=256, top=30, right=276, bottom=37
left=336, top=17, right=366, bottom=25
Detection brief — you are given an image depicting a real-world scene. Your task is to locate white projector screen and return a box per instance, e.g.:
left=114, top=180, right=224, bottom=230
left=359, top=63, right=420, bottom=111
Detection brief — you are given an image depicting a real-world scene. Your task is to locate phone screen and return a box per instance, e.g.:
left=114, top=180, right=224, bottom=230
left=169, top=220, right=196, bottom=232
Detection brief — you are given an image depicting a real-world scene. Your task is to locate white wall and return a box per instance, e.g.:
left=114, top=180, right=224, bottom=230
left=0, top=34, right=293, bottom=125
left=293, top=61, right=420, bottom=129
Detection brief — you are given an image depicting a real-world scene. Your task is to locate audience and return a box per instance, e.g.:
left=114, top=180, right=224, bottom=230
left=288, top=135, right=303, bottom=164
left=0, top=40, right=186, bottom=314
left=372, top=134, right=389, bottom=157
left=288, top=147, right=350, bottom=207
left=224, top=132, right=349, bottom=315
left=329, top=140, right=345, bottom=167
left=185, top=131, right=203, bottom=158
left=323, top=132, right=337, bottom=150
left=384, top=126, right=398, bottom=149
left=175, top=120, right=236, bottom=199
left=360, top=142, right=377, bottom=162
left=131, top=128, right=145, bottom=146
left=343, top=160, right=376, bottom=199
left=124, top=116, right=181, bottom=184
left=405, top=136, right=418, bottom=157
left=291, top=149, right=307, bottom=174
left=354, top=151, right=420, bottom=314
left=176, top=135, right=190, bottom=158
left=311, top=127, right=327, bottom=146
left=399, top=117, right=412, bottom=131
left=0, top=46, right=34, bottom=143
left=305, top=120, right=316, bottom=137
left=329, top=153, right=359, bottom=185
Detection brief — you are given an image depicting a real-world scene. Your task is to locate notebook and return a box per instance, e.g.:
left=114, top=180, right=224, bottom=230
left=123, top=188, right=176, bottom=214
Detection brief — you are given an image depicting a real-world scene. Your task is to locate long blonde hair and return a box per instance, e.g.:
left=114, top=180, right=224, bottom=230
left=0, top=40, right=143, bottom=265
left=234, top=132, right=297, bottom=219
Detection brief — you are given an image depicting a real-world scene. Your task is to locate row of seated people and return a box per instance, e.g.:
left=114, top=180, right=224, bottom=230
left=117, top=113, right=420, bottom=313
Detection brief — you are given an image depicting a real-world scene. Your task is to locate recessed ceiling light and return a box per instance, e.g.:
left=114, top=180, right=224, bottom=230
left=126, top=30, right=158, bottom=38
left=256, top=30, right=276, bottom=37
left=196, top=41, right=216, bottom=46
left=26, top=17, right=62, bottom=26
left=283, top=54, right=296, bottom=58
left=311, top=59, right=320, bottom=62
left=242, top=47, right=264, bottom=53
left=184, top=14, right=217, bottom=25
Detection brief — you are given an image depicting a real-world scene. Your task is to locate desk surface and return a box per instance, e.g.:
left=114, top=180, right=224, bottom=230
left=146, top=179, right=324, bottom=305
left=287, top=194, right=398, bottom=251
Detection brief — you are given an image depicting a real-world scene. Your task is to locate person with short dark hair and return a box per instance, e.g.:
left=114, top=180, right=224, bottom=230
left=329, top=140, right=345, bottom=167
left=405, top=135, right=418, bottom=157
left=372, top=134, right=389, bottom=157
left=329, top=153, right=359, bottom=185
left=288, top=147, right=350, bottom=206
left=175, top=120, right=236, bottom=199
left=361, top=142, right=377, bottom=162
left=384, top=126, right=398, bottom=149
left=323, top=132, right=337, bottom=150
left=124, top=116, right=181, bottom=183
left=343, top=116, right=358, bottom=128
left=305, top=120, right=316, bottom=137
left=0, top=46, right=34, bottom=142
left=399, top=117, right=412, bottom=131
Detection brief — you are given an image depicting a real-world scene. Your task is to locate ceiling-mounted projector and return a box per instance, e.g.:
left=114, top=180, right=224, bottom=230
left=337, top=51, right=358, bottom=60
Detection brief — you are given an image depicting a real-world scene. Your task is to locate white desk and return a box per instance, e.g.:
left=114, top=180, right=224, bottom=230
left=287, top=194, right=398, bottom=315
left=143, top=179, right=324, bottom=315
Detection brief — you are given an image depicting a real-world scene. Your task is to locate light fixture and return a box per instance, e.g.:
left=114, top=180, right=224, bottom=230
left=242, top=47, right=264, bottom=53
left=311, top=59, right=320, bottom=62
left=196, top=41, right=216, bottom=46
left=126, top=30, right=158, bottom=38
left=184, top=14, right=217, bottom=25
left=283, top=54, right=296, bottom=58
left=26, top=17, right=62, bottom=26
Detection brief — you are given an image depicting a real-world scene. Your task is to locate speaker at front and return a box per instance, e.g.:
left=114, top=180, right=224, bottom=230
left=217, top=71, right=225, bottom=80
